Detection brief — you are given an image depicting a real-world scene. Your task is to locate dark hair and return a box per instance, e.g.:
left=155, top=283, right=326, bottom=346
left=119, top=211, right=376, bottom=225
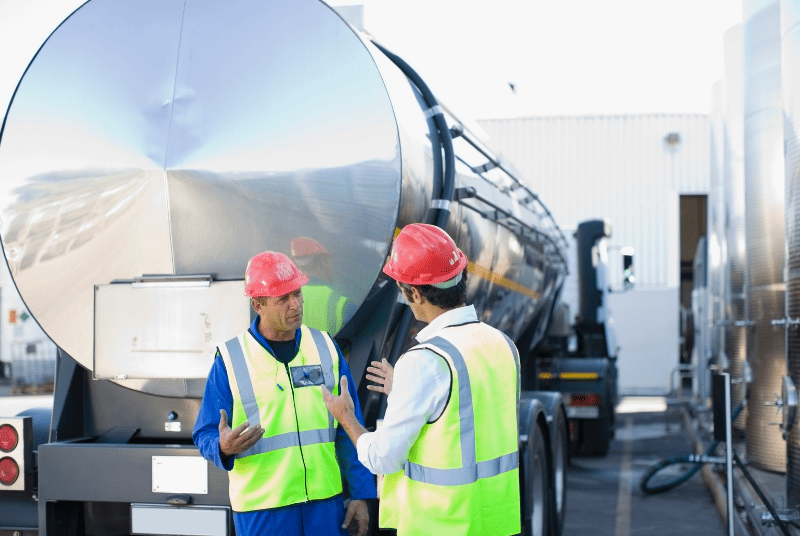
left=399, top=269, right=468, bottom=310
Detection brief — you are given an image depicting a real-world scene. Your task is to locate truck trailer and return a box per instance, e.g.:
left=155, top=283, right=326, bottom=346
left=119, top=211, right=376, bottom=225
left=533, top=220, right=623, bottom=457
left=0, top=1, right=616, bottom=535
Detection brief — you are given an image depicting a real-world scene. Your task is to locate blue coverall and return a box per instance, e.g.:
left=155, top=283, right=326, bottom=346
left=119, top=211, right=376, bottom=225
left=193, top=317, right=377, bottom=535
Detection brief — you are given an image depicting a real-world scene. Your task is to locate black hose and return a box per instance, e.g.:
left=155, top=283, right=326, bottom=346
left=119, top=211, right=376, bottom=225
left=640, top=401, right=745, bottom=495
left=733, top=452, right=792, bottom=536
left=371, top=40, right=455, bottom=229
left=365, top=42, right=457, bottom=423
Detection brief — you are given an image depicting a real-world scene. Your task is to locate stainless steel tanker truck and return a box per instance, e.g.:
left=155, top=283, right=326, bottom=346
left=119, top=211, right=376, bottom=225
left=0, top=1, right=619, bottom=535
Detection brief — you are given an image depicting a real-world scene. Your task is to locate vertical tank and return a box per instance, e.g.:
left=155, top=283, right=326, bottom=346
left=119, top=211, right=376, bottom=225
left=708, top=80, right=725, bottom=403
left=781, top=0, right=800, bottom=503
left=723, top=24, right=749, bottom=432
left=743, top=0, right=786, bottom=473
left=708, top=80, right=725, bottom=395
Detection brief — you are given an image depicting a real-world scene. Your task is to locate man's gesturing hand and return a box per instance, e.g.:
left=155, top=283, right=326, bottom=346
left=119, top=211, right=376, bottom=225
left=321, top=376, right=355, bottom=423
left=218, top=409, right=263, bottom=457
left=322, top=377, right=367, bottom=446
left=365, top=358, right=394, bottom=395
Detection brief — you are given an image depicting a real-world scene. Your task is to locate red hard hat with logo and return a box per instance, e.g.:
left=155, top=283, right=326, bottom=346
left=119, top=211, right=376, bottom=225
left=244, top=251, right=309, bottom=297
left=382, top=224, right=468, bottom=287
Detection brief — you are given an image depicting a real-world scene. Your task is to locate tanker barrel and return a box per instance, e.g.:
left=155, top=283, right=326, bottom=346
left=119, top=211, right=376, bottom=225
left=0, top=0, right=568, bottom=395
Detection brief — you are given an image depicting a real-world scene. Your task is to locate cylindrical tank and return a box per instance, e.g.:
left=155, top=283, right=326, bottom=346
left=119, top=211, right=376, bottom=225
left=743, top=0, right=786, bottom=473
left=709, top=81, right=724, bottom=368
left=723, top=24, right=749, bottom=432
left=0, top=0, right=567, bottom=397
left=781, top=0, right=800, bottom=504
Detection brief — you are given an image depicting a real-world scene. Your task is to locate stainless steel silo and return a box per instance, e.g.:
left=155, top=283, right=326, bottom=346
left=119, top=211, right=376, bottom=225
left=723, top=24, right=749, bottom=433
left=781, top=0, right=800, bottom=504
left=743, top=0, right=787, bottom=473
left=699, top=81, right=724, bottom=408
left=709, top=80, right=725, bottom=371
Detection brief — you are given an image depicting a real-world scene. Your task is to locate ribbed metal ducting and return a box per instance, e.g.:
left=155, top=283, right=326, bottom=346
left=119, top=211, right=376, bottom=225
left=723, top=24, right=749, bottom=432
left=743, top=0, right=786, bottom=473
left=781, top=0, right=800, bottom=504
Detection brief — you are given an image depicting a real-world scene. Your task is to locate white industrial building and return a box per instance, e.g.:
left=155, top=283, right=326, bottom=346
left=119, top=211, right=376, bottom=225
left=478, top=114, right=710, bottom=395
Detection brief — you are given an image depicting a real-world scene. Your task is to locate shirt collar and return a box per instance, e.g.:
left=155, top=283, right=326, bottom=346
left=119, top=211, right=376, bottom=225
left=249, top=316, right=301, bottom=357
left=415, top=304, right=478, bottom=343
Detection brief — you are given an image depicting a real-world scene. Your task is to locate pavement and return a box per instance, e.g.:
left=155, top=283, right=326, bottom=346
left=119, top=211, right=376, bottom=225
left=564, top=399, right=727, bottom=536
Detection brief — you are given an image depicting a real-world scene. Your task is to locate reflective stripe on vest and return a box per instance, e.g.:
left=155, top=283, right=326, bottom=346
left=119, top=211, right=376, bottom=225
left=404, top=333, right=521, bottom=485
left=224, top=327, right=337, bottom=459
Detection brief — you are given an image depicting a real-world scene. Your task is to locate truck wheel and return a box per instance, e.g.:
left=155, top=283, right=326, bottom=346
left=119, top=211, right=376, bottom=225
left=549, top=407, right=568, bottom=536
left=522, top=420, right=550, bottom=536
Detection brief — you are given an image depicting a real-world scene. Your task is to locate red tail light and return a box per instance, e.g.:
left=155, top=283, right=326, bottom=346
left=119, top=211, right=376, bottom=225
left=0, top=424, right=19, bottom=452
left=0, top=456, right=19, bottom=485
left=571, top=394, right=601, bottom=407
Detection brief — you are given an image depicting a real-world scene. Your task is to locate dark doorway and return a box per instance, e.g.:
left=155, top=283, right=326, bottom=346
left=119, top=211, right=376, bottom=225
left=679, top=194, right=707, bottom=365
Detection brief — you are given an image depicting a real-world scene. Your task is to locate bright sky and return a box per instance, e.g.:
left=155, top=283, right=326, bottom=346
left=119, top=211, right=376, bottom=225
left=327, top=0, right=744, bottom=118
left=0, top=0, right=743, bottom=124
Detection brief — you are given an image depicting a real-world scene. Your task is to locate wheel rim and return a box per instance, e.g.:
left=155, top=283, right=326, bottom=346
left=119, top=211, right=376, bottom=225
left=555, top=425, right=566, bottom=514
left=530, top=451, right=546, bottom=536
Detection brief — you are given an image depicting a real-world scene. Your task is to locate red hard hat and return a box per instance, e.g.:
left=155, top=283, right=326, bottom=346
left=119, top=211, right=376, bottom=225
left=244, top=251, right=309, bottom=297
left=290, top=237, right=331, bottom=258
left=382, top=224, right=468, bottom=286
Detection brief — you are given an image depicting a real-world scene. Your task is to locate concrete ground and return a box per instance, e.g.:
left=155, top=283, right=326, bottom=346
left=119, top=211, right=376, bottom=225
left=564, top=398, right=727, bottom=536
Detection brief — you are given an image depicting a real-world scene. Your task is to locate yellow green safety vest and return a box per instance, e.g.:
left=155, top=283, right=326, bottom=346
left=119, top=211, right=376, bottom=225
left=219, top=325, right=342, bottom=512
left=302, top=284, right=349, bottom=335
left=379, top=322, right=522, bottom=536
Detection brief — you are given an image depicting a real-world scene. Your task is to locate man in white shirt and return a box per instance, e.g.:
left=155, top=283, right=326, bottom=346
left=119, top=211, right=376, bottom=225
left=322, top=223, right=521, bottom=536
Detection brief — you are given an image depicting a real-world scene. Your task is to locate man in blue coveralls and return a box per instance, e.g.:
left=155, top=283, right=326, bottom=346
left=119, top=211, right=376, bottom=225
left=193, top=251, right=376, bottom=535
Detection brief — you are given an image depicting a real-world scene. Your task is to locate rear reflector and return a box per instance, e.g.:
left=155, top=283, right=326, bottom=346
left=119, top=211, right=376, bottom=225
left=561, top=372, right=599, bottom=380
left=571, top=394, right=601, bottom=407
left=0, top=456, right=19, bottom=485
left=0, top=424, right=18, bottom=452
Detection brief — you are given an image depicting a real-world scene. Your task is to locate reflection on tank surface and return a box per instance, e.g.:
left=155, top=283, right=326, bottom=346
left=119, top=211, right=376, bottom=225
left=0, top=0, right=567, bottom=397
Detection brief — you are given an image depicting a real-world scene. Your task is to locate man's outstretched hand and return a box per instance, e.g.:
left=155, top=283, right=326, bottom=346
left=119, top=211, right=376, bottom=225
left=365, top=358, right=394, bottom=395
left=321, top=376, right=355, bottom=423
left=218, top=409, right=263, bottom=457
left=322, top=376, right=367, bottom=447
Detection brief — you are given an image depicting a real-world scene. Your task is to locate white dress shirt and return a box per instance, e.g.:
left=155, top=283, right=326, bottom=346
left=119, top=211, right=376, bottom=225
left=356, top=305, right=478, bottom=475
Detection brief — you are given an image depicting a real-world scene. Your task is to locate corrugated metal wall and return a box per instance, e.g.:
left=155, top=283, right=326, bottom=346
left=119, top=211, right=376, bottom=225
left=478, top=115, right=710, bottom=290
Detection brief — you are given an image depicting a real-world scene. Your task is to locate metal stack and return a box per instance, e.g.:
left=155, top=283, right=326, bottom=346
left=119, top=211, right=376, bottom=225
left=723, top=24, right=749, bottom=433
left=707, top=80, right=725, bottom=404
left=743, top=0, right=786, bottom=473
left=781, top=0, right=800, bottom=505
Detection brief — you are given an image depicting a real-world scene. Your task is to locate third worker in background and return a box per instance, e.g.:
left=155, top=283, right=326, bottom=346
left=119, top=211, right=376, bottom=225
left=291, top=236, right=353, bottom=335
left=322, top=223, right=522, bottom=536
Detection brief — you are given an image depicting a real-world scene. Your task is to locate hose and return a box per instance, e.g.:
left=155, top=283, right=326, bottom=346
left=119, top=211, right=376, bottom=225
left=371, top=40, right=455, bottom=229
left=639, top=401, right=745, bottom=495
left=362, top=43, right=457, bottom=424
